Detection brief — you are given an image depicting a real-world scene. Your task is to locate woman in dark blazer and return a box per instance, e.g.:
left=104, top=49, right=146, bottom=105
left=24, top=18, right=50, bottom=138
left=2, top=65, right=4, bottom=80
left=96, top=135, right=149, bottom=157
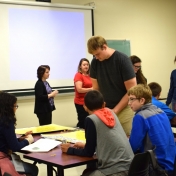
left=34, top=65, right=58, bottom=125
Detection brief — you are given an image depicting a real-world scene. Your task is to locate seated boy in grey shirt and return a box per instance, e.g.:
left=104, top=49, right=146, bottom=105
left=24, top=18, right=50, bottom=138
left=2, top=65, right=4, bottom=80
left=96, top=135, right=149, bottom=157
left=61, top=90, right=134, bottom=176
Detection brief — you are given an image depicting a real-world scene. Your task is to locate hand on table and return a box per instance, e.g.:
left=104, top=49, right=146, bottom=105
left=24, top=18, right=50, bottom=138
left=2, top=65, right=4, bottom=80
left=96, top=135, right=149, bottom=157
left=73, top=142, right=85, bottom=149
left=25, top=134, right=34, bottom=144
left=60, top=143, right=71, bottom=153
left=18, top=130, right=33, bottom=141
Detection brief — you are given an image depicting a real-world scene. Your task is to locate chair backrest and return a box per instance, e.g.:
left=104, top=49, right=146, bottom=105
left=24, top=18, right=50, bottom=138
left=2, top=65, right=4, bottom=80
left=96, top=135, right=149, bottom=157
left=147, top=150, right=157, bottom=169
left=144, top=150, right=167, bottom=176
left=3, top=173, right=12, bottom=176
left=128, top=152, right=150, bottom=176
left=173, top=156, right=176, bottom=176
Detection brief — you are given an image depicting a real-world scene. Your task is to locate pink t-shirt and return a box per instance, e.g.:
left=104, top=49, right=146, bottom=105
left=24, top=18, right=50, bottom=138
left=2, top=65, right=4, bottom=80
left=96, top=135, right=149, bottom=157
left=74, top=72, right=92, bottom=105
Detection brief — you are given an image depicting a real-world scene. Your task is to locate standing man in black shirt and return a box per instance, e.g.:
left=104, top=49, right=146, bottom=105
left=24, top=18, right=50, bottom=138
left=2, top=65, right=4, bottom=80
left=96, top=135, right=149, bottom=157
left=87, top=36, right=136, bottom=136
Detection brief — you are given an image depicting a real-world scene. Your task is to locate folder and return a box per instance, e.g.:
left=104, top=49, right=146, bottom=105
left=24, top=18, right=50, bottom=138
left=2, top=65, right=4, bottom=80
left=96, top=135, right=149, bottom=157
left=21, top=138, right=61, bottom=152
left=15, top=124, right=75, bottom=135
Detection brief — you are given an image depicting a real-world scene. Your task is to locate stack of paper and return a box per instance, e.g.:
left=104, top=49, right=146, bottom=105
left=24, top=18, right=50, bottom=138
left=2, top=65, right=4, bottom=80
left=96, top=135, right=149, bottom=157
left=21, top=138, right=61, bottom=152
left=15, top=124, right=75, bottom=135
left=172, top=127, right=176, bottom=134
left=41, top=131, right=86, bottom=143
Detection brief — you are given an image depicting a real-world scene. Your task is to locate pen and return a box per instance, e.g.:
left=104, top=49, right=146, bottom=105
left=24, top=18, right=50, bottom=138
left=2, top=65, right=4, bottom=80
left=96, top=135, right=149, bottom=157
left=21, top=134, right=26, bottom=137
left=21, top=131, right=33, bottom=137
left=18, top=134, right=27, bottom=141
left=62, top=140, right=67, bottom=144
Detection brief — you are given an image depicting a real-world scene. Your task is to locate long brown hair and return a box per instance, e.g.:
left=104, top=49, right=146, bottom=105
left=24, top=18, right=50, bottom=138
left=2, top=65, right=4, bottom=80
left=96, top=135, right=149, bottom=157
left=0, top=92, right=17, bottom=127
left=77, top=58, right=90, bottom=74
left=130, top=55, right=147, bottom=85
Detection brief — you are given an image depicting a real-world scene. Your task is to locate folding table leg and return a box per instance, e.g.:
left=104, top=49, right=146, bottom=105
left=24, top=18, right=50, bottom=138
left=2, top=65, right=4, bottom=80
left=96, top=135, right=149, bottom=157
left=57, top=167, right=64, bottom=176
left=47, top=165, right=53, bottom=176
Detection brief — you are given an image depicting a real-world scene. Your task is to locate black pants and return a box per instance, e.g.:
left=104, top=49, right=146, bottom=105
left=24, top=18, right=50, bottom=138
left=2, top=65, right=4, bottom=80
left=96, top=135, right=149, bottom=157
left=37, top=112, right=52, bottom=126
left=75, top=103, right=89, bottom=129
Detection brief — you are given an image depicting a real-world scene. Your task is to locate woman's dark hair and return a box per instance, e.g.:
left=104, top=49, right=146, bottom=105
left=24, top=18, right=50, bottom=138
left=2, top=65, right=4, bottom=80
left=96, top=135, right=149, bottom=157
left=37, top=65, right=50, bottom=79
left=0, top=92, right=17, bottom=126
left=77, top=58, right=90, bottom=74
left=84, top=90, right=104, bottom=111
left=130, top=55, right=147, bottom=85
left=174, top=56, right=176, bottom=64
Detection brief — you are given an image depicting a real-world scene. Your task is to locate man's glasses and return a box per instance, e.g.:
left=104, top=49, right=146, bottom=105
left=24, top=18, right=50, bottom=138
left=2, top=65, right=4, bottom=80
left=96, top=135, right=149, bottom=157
left=128, top=97, right=140, bottom=103
left=134, top=65, right=141, bottom=69
left=14, top=105, right=19, bottom=109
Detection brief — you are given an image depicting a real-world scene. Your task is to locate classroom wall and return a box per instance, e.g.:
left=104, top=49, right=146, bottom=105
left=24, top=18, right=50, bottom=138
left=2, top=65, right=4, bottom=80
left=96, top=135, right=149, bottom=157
left=14, top=0, right=176, bottom=128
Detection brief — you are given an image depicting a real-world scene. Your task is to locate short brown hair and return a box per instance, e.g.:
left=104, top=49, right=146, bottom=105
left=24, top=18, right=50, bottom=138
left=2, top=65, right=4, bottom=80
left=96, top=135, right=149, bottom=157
left=87, top=36, right=107, bottom=54
left=148, top=82, right=162, bottom=97
left=37, top=65, right=50, bottom=79
left=127, top=84, right=152, bottom=104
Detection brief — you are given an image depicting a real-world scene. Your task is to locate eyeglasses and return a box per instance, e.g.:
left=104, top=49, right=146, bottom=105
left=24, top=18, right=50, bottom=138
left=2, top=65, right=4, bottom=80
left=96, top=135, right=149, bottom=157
left=134, top=65, right=141, bottom=69
left=14, top=105, right=19, bottom=109
left=128, top=97, right=140, bottom=103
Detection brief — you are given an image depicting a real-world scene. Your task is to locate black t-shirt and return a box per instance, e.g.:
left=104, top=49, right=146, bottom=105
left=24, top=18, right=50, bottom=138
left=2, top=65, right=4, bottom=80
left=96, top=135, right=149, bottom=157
left=90, top=50, right=135, bottom=108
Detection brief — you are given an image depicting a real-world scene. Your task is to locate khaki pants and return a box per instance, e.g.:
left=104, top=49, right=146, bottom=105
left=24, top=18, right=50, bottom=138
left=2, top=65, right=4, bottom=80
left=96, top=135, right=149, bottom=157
left=116, top=106, right=134, bottom=136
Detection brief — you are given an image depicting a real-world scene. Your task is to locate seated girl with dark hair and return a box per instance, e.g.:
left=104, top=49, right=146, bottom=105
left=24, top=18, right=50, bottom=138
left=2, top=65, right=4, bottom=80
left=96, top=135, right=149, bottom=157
left=0, top=92, right=38, bottom=176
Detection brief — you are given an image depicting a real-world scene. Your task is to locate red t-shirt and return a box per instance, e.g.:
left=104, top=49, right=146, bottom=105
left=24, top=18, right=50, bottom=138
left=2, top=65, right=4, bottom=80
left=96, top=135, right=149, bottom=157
left=74, top=72, right=92, bottom=105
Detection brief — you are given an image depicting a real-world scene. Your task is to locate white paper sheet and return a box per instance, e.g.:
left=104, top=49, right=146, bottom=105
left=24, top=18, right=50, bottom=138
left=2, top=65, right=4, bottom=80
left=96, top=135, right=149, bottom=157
left=21, top=138, right=62, bottom=152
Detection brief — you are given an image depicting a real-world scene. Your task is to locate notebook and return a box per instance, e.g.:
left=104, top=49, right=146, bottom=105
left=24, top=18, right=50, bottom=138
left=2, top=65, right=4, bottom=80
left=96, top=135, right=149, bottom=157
left=21, top=138, right=61, bottom=152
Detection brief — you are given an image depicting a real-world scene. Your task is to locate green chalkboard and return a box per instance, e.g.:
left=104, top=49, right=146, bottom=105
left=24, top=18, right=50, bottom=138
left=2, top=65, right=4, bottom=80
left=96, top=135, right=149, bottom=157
left=106, top=40, right=131, bottom=57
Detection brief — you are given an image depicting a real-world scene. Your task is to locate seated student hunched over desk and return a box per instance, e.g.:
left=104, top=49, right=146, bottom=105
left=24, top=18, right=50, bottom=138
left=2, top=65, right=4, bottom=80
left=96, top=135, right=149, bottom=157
left=61, top=90, right=134, bottom=176
left=128, top=84, right=176, bottom=176
left=148, top=82, right=176, bottom=126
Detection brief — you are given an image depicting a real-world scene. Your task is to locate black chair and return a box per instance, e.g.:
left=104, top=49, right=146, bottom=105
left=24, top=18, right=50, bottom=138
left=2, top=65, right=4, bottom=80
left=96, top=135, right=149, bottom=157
left=128, top=151, right=150, bottom=176
left=173, top=157, right=176, bottom=176
left=129, top=149, right=170, bottom=176
left=0, top=172, right=12, bottom=176
left=3, top=173, right=12, bottom=176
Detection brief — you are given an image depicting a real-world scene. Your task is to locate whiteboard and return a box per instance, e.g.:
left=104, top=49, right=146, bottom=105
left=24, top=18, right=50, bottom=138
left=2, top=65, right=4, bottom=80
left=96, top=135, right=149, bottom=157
left=0, top=0, right=94, bottom=94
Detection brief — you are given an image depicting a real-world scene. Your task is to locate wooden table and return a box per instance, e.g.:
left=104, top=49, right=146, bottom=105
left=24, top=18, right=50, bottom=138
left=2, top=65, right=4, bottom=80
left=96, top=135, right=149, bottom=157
left=23, top=135, right=97, bottom=176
